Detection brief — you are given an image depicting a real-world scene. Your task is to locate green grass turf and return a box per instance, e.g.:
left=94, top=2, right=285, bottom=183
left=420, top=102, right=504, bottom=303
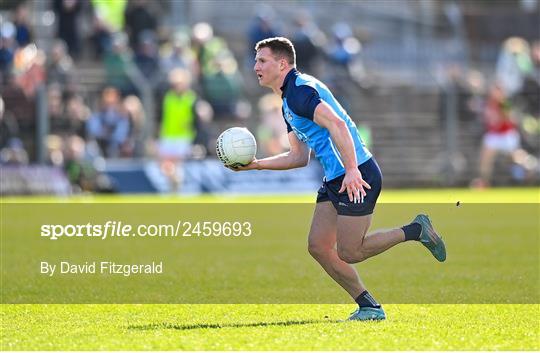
left=1, top=304, right=538, bottom=350
left=2, top=187, right=539, bottom=203
left=1, top=188, right=539, bottom=350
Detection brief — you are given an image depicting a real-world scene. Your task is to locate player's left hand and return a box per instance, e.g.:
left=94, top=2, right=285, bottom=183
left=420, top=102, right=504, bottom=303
left=339, top=168, right=371, bottom=203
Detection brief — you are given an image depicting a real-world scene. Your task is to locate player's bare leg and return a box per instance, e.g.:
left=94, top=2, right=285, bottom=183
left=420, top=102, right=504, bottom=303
left=477, top=146, right=497, bottom=187
left=307, top=201, right=366, bottom=298
left=336, top=213, right=447, bottom=265
left=309, top=203, right=388, bottom=320
left=330, top=215, right=409, bottom=321
left=335, top=215, right=405, bottom=264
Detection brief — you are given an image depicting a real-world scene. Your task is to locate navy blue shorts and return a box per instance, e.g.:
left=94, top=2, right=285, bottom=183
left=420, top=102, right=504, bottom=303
left=316, top=158, right=382, bottom=216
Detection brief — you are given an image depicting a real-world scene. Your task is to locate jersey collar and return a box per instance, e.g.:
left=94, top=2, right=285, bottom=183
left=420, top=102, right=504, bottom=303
left=280, top=68, right=298, bottom=98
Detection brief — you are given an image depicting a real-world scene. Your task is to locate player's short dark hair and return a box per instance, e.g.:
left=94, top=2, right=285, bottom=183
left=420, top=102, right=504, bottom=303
left=255, top=37, right=296, bottom=66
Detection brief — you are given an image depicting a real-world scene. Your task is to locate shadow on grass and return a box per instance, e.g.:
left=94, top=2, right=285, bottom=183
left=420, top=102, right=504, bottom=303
left=128, top=319, right=343, bottom=331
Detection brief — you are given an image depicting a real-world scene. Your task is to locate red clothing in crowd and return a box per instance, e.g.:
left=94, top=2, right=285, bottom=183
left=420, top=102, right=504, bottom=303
left=484, top=97, right=516, bottom=134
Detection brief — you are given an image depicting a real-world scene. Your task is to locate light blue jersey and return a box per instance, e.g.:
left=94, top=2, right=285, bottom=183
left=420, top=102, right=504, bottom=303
left=280, top=69, right=372, bottom=181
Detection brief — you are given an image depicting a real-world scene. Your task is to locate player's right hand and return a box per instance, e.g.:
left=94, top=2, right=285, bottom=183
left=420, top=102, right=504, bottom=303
left=339, top=168, right=371, bottom=203
left=226, top=159, right=260, bottom=172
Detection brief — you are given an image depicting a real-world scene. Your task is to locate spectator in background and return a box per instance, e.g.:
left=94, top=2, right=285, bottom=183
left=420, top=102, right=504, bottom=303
left=45, top=91, right=89, bottom=167
left=134, top=30, right=160, bottom=85
left=124, top=0, right=157, bottom=53
left=1, top=73, right=35, bottom=158
left=326, top=23, right=361, bottom=67
left=519, top=40, right=540, bottom=117
left=191, top=22, right=223, bottom=79
left=46, top=134, right=65, bottom=166
left=45, top=90, right=90, bottom=168
left=158, top=68, right=212, bottom=191
left=495, top=37, right=533, bottom=98
left=513, top=40, right=540, bottom=167
left=0, top=22, right=17, bottom=78
left=323, top=22, right=365, bottom=110
left=63, top=135, right=115, bottom=193
left=471, top=83, right=533, bottom=188
left=91, top=0, right=127, bottom=59
left=86, top=86, right=131, bottom=158
left=3, top=40, right=46, bottom=159
left=13, top=2, right=33, bottom=47
left=532, top=41, right=540, bottom=75
left=122, top=95, right=146, bottom=157
left=64, top=94, right=90, bottom=137
left=201, top=54, right=244, bottom=120
left=63, top=135, right=96, bottom=192
left=12, top=43, right=46, bottom=99
left=246, top=6, right=279, bottom=68
left=103, top=32, right=140, bottom=96
left=47, top=84, right=88, bottom=139
left=0, top=96, right=19, bottom=150
left=0, top=96, right=27, bottom=165
left=53, top=0, right=83, bottom=59
left=290, top=12, right=325, bottom=74
left=191, top=22, right=244, bottom=120
left=47, top=83, right=65, bottom=129
left=0, top=97, right=15, bottom=148
left=159, top=30, right=196, bottom=79
left=46, top=39, right=77, bottom=95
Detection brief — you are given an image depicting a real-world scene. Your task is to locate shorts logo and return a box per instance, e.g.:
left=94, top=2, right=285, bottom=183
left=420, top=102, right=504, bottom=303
left=338, top=202, right=348, bottom=207
left=285, top=110, right=293, bottom=122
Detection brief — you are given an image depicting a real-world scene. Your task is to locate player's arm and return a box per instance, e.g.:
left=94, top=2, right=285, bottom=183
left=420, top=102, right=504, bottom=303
left=231, top=132, right=310, bottom=171
left=313, top=101, right=370, bottom=202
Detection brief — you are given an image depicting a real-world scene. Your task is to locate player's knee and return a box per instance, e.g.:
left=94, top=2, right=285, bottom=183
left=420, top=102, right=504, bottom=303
left=307, top=241, right=330, bottom=260
left=337, top=248, right=357, bottom=264
left=337, top=247, right=367, bottom=264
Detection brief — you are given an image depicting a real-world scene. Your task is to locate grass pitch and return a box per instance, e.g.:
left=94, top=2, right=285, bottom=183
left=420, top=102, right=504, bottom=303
left=1, top=188, right=539, bottom=350
left=2, top=304, right=538, bottom=350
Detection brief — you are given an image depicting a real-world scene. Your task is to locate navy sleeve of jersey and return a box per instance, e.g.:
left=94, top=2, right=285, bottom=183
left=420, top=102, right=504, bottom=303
left=286, top=85, right=322, bottom=120
left=282, top=107, right=292, bottom=133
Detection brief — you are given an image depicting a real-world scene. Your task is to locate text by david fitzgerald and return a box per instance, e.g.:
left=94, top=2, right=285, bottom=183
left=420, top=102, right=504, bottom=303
left=40, top=261, right=163, bottom=277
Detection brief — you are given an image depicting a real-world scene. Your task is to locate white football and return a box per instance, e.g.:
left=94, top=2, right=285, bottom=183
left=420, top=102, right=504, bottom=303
left=216, top=127, right=257, bottom=167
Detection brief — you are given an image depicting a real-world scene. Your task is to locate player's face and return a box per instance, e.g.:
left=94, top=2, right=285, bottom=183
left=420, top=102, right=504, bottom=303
left=254, top=47, right=281, bottom=88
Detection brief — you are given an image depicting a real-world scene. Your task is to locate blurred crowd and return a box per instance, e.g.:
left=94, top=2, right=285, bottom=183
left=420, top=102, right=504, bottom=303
left=0, top=0, right=369, bottom=192
left=0, top=1, right=538, bottom=192
left=440, top=36, right=540, bottom=187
